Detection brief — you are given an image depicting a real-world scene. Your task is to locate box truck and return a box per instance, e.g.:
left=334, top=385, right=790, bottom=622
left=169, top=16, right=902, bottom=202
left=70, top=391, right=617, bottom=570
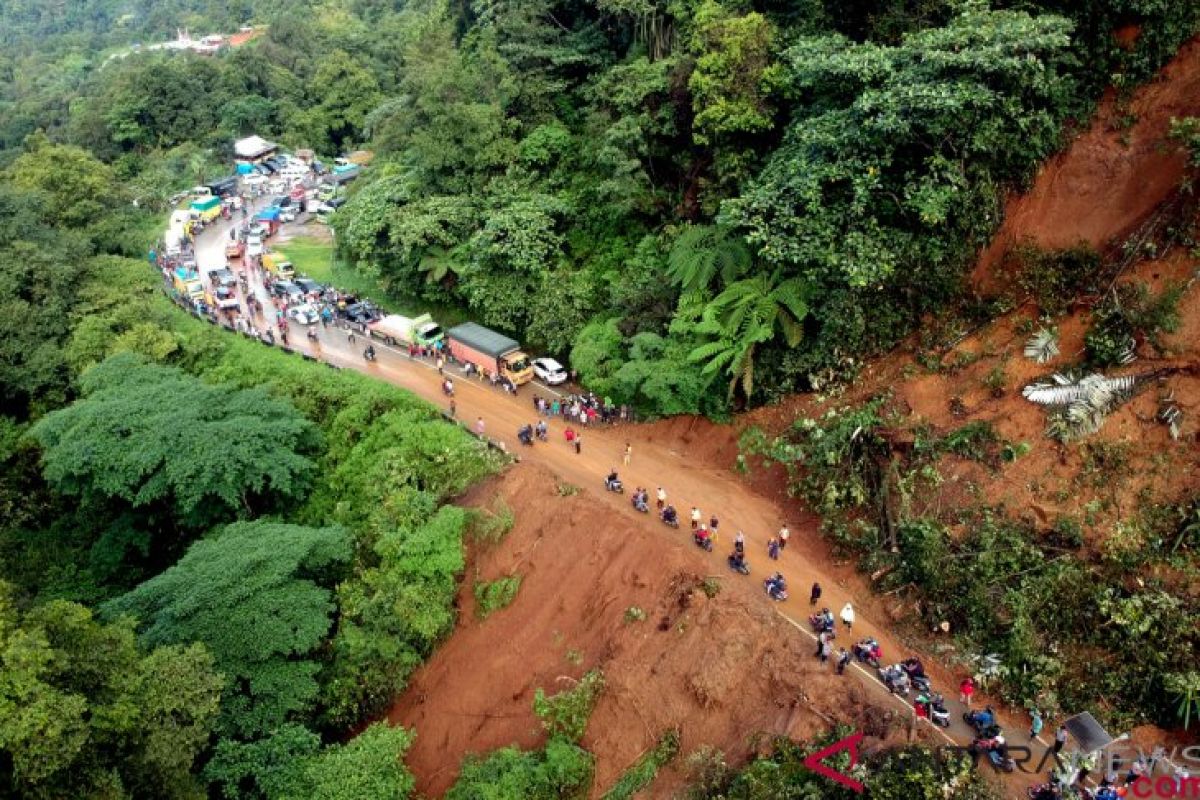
left=446, top=322, right=533, bottom=385
left=369, top=314, right=445, bottom=347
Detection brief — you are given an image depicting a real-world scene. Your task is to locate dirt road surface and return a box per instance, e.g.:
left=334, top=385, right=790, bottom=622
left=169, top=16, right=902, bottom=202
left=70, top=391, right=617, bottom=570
left=191, top=209, right=1058, bottom=795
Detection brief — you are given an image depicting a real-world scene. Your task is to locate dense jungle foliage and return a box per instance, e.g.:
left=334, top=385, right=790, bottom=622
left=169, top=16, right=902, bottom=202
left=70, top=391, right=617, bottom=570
left=744, top=396, right=1200, bottom=732
left=1, top=0, right=1198, bottom=796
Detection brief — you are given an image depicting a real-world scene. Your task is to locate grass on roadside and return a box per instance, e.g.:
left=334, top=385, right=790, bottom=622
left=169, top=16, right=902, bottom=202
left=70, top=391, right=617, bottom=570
left=277, top=226, right=470, bottom=328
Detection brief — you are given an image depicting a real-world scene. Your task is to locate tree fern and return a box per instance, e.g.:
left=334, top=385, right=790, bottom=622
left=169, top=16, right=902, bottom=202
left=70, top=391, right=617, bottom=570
left=688, top=270, right=811, bottom=399
left=667, top=224, right=751, bottom=299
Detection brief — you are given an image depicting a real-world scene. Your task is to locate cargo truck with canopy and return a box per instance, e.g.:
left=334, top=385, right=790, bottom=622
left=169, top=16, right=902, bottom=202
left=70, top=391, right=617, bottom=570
left=446, top=322, right=533, bottom=385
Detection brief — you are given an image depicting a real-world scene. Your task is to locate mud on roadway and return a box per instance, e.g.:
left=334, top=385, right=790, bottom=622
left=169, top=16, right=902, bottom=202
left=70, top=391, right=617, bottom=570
left=189, top=34, right=1200, bottom=793
left=195, top=218, right=1043, bottom=798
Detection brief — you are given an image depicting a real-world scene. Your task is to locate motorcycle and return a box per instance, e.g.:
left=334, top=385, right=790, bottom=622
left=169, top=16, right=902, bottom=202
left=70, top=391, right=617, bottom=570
left=764, top=574, right=788, bottom=602
left=809, top=611, right=836, bottom=636
left=879, top=664, right=911, bottom=696
left=692, top=531, right=714, bottom=552
left=363, top=346, right=376, bottom=362
left=901, top=658, right=932, bottom=693
left=727, top=552, right=750, bottom=575
left=631, top=494, right=649, bottom=513
left=852, top=638, right=882, bottom=668
left=535, top=425, right=548, bottom=442
left=660, top=508, right=680, bottom=528
left=442, top=380, right=455, bottom=397
left=963, top=709, right=999, bottom=737
left=914, top=692, right=951, bottom=728
left=604, top=477, right=624, bottom=494
left=518, top=428, right=534, bottom=446
left=979, top=745, right=1015, bottom=773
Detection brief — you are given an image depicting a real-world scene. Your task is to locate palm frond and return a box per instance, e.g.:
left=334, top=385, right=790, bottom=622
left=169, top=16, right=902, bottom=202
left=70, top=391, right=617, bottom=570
left=1023, top=328, right=1059, bottom=364
left=1024, top=372, right=1147, bottom=441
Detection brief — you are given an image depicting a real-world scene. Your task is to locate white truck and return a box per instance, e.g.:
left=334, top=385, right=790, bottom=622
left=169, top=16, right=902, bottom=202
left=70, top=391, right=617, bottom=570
left=369, top=313, right=445, bottom=347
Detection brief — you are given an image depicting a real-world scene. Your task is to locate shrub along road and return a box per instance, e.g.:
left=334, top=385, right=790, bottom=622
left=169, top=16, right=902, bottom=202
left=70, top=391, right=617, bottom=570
left=191, top=211, right=1059, bottom=790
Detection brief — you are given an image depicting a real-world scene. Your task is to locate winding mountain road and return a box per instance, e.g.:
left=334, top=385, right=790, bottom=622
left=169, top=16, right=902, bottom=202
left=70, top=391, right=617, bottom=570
left=185, top=208, right=1070, bottom=796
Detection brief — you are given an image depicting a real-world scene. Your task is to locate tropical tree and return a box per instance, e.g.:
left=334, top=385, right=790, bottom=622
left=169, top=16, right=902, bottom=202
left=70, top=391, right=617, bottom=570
left=29, top=354, right=318, bottom=529
left=666, top=224, right=751, bottom=300
left=102, top=521, right=352, bottom=737
left=0, top=583, right=223, bottom=798
left=688, top=270, right=811, bottom=399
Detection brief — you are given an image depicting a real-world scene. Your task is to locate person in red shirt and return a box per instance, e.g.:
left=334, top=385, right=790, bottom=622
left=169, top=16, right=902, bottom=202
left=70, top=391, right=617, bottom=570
left=959, top=677, right=976, bottom=707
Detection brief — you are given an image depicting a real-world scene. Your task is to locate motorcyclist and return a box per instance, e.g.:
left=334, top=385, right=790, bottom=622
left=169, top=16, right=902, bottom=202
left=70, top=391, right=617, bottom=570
left=765, top=572, right=787, bottom=598
left=728, top=549, right=747, bottom=571
left=443, top=378, right=454, bottom=396
left=694, top=523, right=710, bottom=543
left=534, top=419, right=548, bottom=440
left=363, top=344, right=376, bottom=360
left=518, top=424, right=534, bottom=445
left=661, top=505, right=678, bottom=525
left=606, top=469, right=620, bottom=491
left=901, top=657, right=926, bottom=679
left=734, top=531, right=745, bottom=555
left=631, top=489, right=649, bottom=512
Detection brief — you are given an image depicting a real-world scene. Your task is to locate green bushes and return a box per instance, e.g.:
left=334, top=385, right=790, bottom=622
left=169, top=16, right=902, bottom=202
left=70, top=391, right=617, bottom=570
left=445, top=739, right=595, bottom=800
left=751, top=398, right=1200, bottom=726
left=475, top=575, right=521, bottom=618
left=533, top=670, right=606, bottom=742
left=600, top=729, right=680, bottom=800
left=444, top=671, right=605, bottom=799
left=1085, top=281, right=1183, bottom=366
left=684, top=734, right=999, bottom=799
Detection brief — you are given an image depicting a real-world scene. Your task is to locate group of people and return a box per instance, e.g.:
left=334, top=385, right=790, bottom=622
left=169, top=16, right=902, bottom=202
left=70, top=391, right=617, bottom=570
left=530, top=392, right=630, bottom=427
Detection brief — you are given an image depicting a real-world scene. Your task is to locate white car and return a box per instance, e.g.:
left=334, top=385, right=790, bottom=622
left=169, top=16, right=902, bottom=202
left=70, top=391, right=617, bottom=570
left=246, top=235, right=264, bottom=257
left=287, top=304, right=320, bottom=325
left=242, top=173, right=267, bottom=188
left=532, top=357, right=568, bottom=385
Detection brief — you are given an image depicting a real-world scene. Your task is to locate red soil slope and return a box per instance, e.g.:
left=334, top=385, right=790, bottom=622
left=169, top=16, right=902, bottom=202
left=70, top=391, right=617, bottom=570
left=974, top=34, right=1200, bottom=294
left=390, top=464, right=921, bottom=797
left=385, top=33, right=1200, bottom=799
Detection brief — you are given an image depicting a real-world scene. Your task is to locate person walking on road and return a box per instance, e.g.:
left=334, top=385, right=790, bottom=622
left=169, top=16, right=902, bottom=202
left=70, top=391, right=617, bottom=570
left=623, top=442, right=632, bottom=466
left=690, top=507, right=702, bottom=530
left=449, top=399, right=457, bottom=418
left=656, top=487, right=666, bottom=510
left=809, top=582, right=821, bottom=605
left=779, top=524, right=790, bottom=550
left=436, top=355, right=444, bottom=375
left=959, top=676, right=975, bottom=707
left=767, top=537, right=780, bottom=560
left=574, top=433, right=582, bottom=454
left=840, top=602, right=855, bottom=631
left=836, top=647, right=851, bottom=675
left=1029, top=708, right=1044, bottom=740
left=475, top=417, right=485, bottom=436
left=1052, top=725, right=1068, bottom=765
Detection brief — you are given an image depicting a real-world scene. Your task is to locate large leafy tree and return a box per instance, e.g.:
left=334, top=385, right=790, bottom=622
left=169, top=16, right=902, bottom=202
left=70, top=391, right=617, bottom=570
left=0, top=584, right=222, bottom=798
left=0, top=185, right=91, bottom=416
left=102, top=521, right=352, bottom=738
left=206, top=722, right=415, bottom=800
left=6, top=135, right=118, bottom=229
left=29, top=354, right=318, bottom=529
left=713, top=7, right=1076, bottom=392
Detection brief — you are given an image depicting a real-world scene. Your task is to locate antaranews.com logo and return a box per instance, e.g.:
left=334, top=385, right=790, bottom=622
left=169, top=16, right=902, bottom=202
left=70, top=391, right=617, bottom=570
left=802, top=732, right=1200, bottom=797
